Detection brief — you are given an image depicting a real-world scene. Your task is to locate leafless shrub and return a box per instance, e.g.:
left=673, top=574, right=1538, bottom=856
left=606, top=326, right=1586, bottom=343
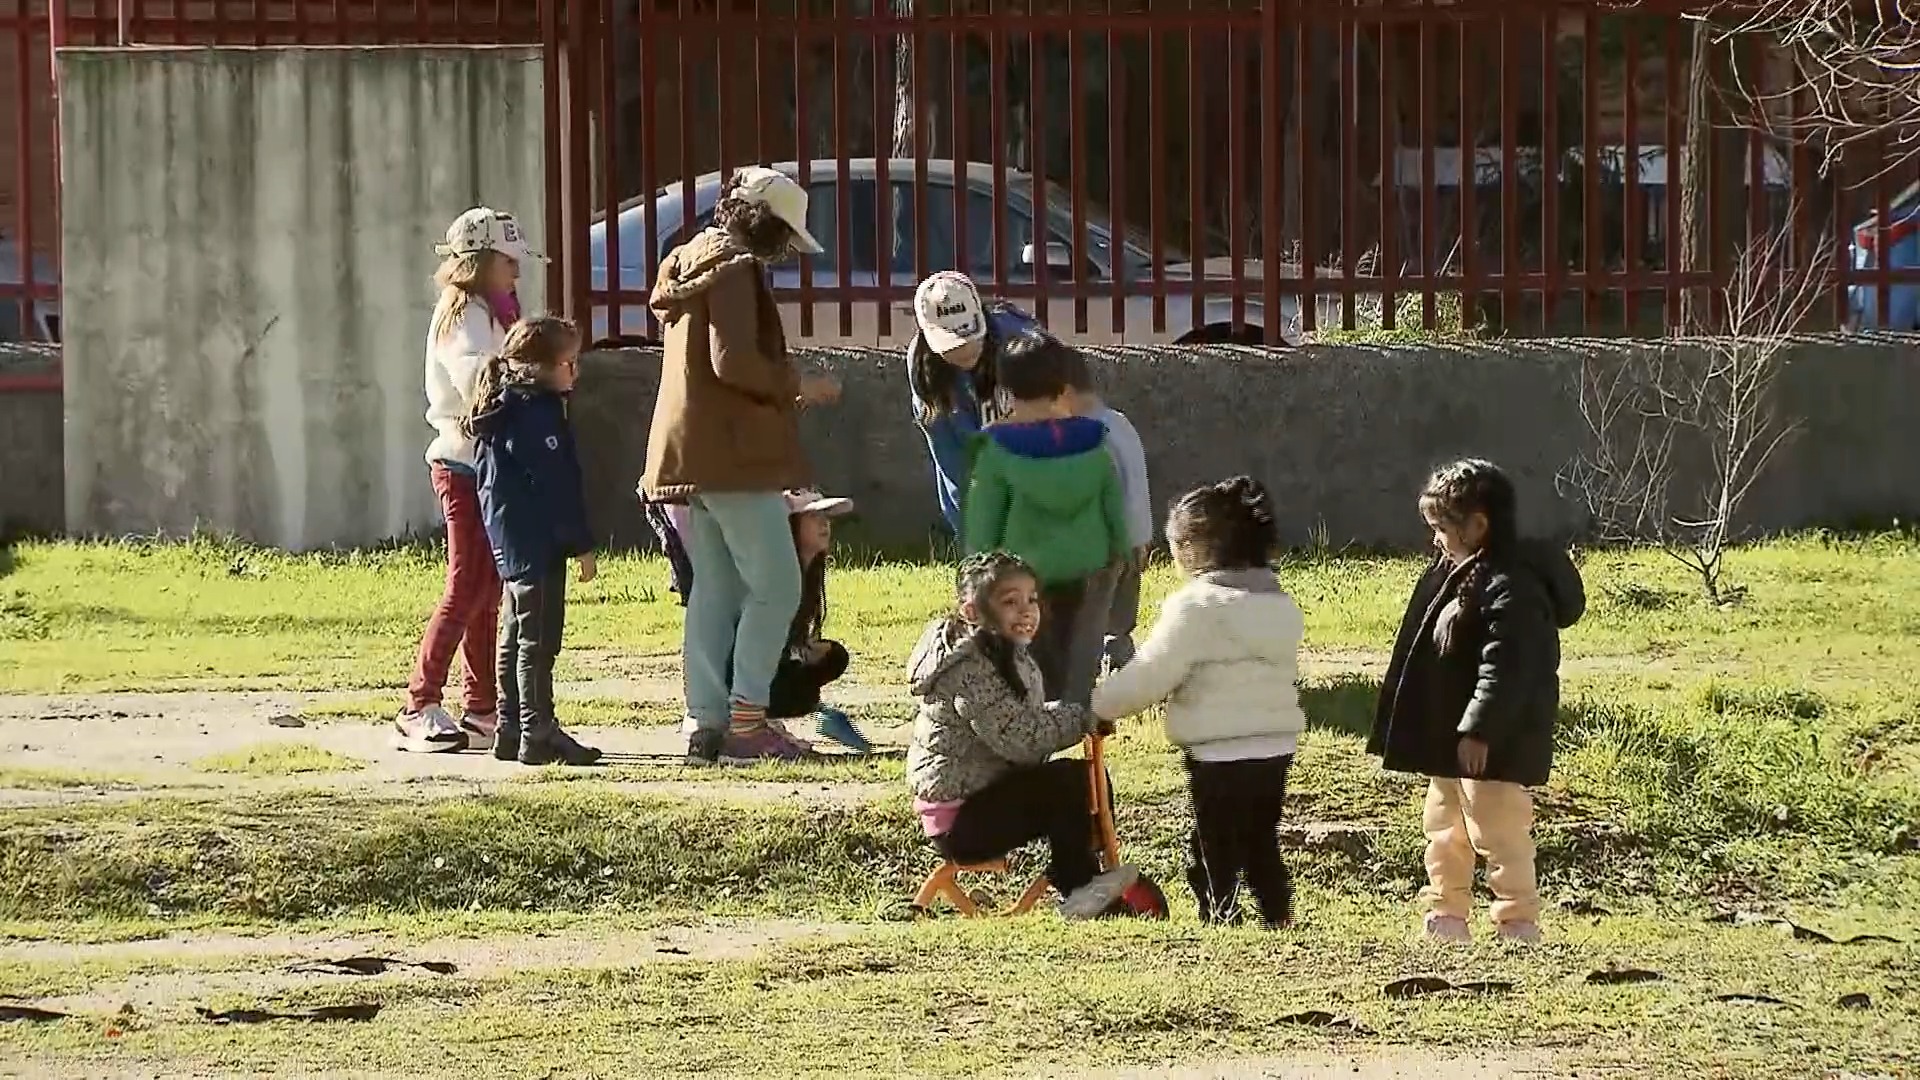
left=1559, top=222, right=1831, bottom=602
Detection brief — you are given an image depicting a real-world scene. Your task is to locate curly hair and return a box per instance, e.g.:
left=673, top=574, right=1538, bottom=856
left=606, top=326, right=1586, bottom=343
left=954, top=550, right=1040, bottom=698
left=459, top=315, right=582, bottom=438
left=1167, top=476, right=1279, bottom=572
left=1419, top=458, right=1518, bottom=653
left=712, top=170, right=799, bottom=260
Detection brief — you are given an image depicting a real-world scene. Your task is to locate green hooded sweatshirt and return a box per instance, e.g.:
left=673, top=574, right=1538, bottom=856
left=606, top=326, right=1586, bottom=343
left=962, top=416, right=1129, bottom=586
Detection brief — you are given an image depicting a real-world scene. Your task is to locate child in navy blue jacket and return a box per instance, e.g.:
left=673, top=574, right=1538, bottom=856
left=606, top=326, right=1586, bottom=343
left=463, top=316, right=602, bottom=767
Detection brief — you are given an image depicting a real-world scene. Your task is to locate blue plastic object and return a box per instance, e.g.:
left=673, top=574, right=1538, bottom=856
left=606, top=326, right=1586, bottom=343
left=815, top=706, right=873, bottom=754
left=1849, top=178, right=1920, bottom=330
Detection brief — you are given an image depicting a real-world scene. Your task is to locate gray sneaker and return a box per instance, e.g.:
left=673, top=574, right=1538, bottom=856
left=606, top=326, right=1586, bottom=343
left=1060, top=865, right=1140, bottom=921
left=1423, top=914, right=1473, bottom=943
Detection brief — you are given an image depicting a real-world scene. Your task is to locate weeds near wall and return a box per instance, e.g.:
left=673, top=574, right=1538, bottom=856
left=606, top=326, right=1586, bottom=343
left=1559, top=224, right=1830, bottom=603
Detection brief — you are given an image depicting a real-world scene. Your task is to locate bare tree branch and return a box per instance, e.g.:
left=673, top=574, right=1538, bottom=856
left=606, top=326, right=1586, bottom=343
left=1558, top=218, right=1832, bottom=602
left=1701, top=0, right=1920, bottom=180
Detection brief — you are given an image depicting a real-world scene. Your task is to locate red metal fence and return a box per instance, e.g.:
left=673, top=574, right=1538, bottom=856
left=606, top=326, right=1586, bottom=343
left=544, top=0, right=1920, bottom=345
left=4, top=0, right=1919, bottom=363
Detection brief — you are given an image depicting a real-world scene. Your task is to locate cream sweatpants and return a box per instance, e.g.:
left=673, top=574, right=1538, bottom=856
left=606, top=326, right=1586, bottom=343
left=1420, top=777, right=1539, bottom=925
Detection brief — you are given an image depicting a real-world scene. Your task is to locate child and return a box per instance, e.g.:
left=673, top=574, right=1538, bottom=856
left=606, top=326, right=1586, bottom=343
left=398, top=207, right=541, bottom=754
left=906, top=271, right=1040, bottom=536
left=763, top=489, right=869, bottom=753
left=464, top=316, right=603, bottom=767
left=1067, top=366, right=1153, bottom=672
left=962, top=333, right=1129, bottom=705
left=1092, top=476, right=1305, bottom=928
left=906, top=551, right=1137, bottom=919
left=1368, top=458, right=1585, bottom=944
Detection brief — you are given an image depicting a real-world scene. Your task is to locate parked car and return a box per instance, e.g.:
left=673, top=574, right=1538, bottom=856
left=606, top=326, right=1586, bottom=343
left=1848, top=178, right=1920, bottom=330
left=587, top=159, right=1350, bottom=346
left=0, top=241, right=60, bottom=342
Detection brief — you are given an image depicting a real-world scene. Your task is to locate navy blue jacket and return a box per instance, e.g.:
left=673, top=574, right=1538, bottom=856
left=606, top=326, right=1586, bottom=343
left=472, top=385, right=594, bottom=583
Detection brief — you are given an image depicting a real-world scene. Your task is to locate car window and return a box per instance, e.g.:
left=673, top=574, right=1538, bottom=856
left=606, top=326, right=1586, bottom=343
left=0, top=300, right=22, bottom=341
left=889, top=180, right=963, bottom=280
left=961, top=188, right=1106, bottom=282
left=801, top=179, right=881, bottom=280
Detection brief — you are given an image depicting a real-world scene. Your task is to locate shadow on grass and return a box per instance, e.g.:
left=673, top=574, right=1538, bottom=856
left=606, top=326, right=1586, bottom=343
left=1300, top=673, right=1380, bottom=739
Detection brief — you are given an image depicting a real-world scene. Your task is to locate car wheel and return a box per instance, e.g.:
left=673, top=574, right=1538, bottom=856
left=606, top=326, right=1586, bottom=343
left=1176, top=323, right=1275, bottom=346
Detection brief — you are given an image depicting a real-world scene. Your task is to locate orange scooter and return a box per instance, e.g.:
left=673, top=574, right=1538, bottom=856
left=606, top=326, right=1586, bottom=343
left=911, top=733, right=1168, bottom=919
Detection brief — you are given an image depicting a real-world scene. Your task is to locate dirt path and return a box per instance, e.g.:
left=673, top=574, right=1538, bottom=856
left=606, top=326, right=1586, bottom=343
left=1067, top=1053, right=1562, bottom=1079
left=0, top=919, right=853, bottom=1015
left=0, top=689, right=905, bottom=806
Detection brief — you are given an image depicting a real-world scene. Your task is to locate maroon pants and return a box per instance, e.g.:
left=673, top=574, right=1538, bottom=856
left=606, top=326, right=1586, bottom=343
left=407, top=464, right=502, bottom=715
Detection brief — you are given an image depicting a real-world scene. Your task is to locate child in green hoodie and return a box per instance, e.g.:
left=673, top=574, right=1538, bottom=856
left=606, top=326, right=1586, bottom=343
left=963, top=332, right=1129, bottom=705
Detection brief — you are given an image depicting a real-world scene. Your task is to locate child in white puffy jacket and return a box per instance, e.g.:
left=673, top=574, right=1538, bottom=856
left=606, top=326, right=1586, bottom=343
left=1091, top=476, right=1306, bottom=928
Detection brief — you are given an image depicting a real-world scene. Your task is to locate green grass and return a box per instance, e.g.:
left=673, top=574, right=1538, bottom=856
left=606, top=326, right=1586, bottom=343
left=0, top=908, right=1912, bottom=1079
left=190, top=743, right=366, bottom=776
left=9, top=532, right=1920, bottom=692
left=5, top=535, right=1920, bottom=1076
left=0, top=765, right=132, bottom=791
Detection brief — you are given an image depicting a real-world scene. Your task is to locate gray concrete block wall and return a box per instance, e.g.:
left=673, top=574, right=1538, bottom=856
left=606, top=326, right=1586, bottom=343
left=57, top=46, right=546, bottom=550
left=573, top=336, right=1920, bottom=552
left=0, top=345, right=62, bottom=537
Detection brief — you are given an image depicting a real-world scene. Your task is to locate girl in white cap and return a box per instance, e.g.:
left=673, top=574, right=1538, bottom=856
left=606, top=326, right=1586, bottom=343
left=397, top=208, right=543, bottom=756
left=906, top=271, right=1039, bottom=536
left=641, top=168, right=841, bottom=764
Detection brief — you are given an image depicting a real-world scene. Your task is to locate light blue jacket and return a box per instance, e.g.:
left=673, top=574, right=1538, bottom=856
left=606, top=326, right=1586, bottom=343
left=1091, top=403, right=1153, bottom=549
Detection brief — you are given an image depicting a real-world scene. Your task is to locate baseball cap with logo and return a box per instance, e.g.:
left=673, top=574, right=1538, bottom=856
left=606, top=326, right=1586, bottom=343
left=732, top=167, right=825, bottom=255
left=434, top=207, right=546, bottom=265
left=913, top=271, right=987, bottom=355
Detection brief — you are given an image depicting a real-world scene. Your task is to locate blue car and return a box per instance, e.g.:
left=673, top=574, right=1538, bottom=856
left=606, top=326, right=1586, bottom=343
left=1850, top=179, right=1920, bottom=330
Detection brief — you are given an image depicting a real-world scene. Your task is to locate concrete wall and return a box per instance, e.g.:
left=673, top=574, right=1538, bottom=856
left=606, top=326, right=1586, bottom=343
left=58, top=46, right=545, bottom=549
left=573, top=336, right=1920, bottom=551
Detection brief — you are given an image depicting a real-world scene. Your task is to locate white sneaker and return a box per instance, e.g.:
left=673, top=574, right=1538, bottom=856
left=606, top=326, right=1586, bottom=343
left=458, top=712, right=500, bottom=752
left=1060, top=865, right=1140, bottom=921
left=393, top=705, right=465, bottom=753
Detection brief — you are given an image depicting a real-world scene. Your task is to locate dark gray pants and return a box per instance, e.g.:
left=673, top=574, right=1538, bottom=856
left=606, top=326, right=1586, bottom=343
left=498, top=561, right=567, bottom=731
left=1033, top=564, right=1119, bottom=706
left=1104, top=559, right=1143, bottom=671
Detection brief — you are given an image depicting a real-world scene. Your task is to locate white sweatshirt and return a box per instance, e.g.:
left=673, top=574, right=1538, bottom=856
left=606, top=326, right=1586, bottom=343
left=1092, top=569, right=1308, bottom=760
left=423, top=298, right=509, bottom=468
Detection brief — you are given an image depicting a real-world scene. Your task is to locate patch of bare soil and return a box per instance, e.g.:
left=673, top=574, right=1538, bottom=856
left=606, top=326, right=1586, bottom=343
left=4, top=920, right=853, bottom=1016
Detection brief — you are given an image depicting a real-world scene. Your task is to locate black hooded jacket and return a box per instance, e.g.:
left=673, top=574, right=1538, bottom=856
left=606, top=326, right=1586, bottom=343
left=1367, top=539, right=1586, bottom=786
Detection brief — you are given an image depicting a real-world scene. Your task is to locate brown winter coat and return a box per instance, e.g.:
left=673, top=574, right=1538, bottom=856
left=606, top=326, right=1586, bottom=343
left=641, top=228, right=810, bottom=499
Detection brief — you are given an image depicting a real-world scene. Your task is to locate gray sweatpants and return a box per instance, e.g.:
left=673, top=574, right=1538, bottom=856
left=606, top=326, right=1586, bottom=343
left=1034, top=563, right=1120, bottom=707
left=1104, top=559, right=1143, bottom=672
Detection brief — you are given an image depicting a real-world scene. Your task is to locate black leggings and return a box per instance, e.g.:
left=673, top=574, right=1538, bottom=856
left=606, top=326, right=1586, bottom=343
left=498, top=562, right=567, bottom=731
left=936, top=759, right=1099, bottom=896
left=1184, top=753, right=1294, bottom=927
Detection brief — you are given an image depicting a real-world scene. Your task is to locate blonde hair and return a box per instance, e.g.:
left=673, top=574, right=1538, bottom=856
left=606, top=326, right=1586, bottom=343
left=429, top=251, right=507, bottom=344
left=459, top=316, right=583, bottom=438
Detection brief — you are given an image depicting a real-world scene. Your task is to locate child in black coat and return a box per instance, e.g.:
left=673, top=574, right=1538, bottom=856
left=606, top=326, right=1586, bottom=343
left=1368, top=459, right=1584, bottom=944
left=466, top=316, right=602, bottom=768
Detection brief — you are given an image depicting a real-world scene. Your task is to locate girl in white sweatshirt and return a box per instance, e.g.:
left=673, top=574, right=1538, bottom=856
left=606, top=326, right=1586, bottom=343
left=1091, top=476, right=1307, bottom=927
left=398, top=208, right=543, bottom=756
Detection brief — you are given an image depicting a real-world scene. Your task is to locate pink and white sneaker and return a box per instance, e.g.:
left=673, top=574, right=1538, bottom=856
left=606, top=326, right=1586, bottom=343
left=1423, top=914, right=1473, bottom=944
left=393, top=705, right=465, bottom=753
left=1495, top=920, right=1543, bottom=944
left=458, top=711, right=500, bottom=752
left=719, top=723, right=819, bottom=763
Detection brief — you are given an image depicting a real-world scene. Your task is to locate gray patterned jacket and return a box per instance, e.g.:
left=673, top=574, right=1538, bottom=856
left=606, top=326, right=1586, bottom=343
left=905, top=618, right=1097, bottom=803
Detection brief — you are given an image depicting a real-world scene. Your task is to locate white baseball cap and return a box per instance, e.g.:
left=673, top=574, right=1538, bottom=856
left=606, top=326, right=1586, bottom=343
left=914, top=271, right=987, bottom=355
left=785, top=489, right=855, bottom=517
left=434, top=207, right=546, bottom=264
left=733, top=167, right=825, bottom=255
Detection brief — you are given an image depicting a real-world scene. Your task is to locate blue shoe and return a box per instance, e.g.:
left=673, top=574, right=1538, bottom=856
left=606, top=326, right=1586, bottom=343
left=815, top=706, right=872, bottom=754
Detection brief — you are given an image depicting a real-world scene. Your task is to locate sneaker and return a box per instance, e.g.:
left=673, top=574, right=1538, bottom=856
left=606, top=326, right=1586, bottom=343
left=1060, top=865, right=1141, bottom=921
left=814, top=706, right=873, bottom=754
left=458, top=711, right=500, bottom=752
left=1423, top=913, right=1473, bottom=944
left=686, top=728, right=724, bottom=767
left=393, top=705, right=466, bottom=753
left=1495, top=920, right=1543, bottom=944
left=518, top=721, right=602, bottom=767
left=719, top=723, right=819, bottom=764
